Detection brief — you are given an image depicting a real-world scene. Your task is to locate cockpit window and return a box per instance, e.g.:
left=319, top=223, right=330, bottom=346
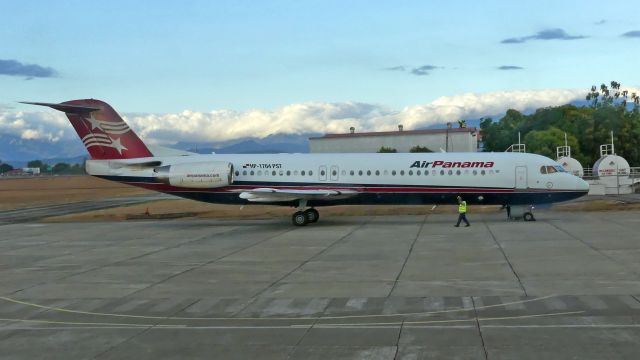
left=540, top=165, right=564, bottom=174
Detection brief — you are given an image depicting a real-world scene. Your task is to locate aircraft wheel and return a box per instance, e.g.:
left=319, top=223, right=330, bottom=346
left=305, top=208, right=319, bottom=223
left=292, top=211, right=308, bottom=226
left=523, top=212, right=536, bottom=222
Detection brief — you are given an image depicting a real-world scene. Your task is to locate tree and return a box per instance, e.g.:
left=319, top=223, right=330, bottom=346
left=378, top=146, right=397, bottom=153
left=52, top=162, right=70, bottom=173
left=409, top=145, right=433, bottom=153
left=586, top=80, right=639, bottom=109
left=0, top=163, right=14, bottom=173
left=27, top=160, right=43, bottom=168
left=523, top=127, right=582, bottom=162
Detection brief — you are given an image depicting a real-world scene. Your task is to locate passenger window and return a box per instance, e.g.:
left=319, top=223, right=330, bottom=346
left=375, top=170, right=380, bottom=176
left=272, top=170, right=276, bottom=176
left=359, top=170, right=363, bottom=176
left=350, top=170, right=354, bottom=176
left=424, top=170, right=428, bottom=176
left=448, top=170, right=453, bottom=175
left=301, top=170, right=306, bottom=176
left=366, top=170, right=371, bottom=176
left=235, top=170, right=239, bottom=176
left=440, top=170, right=444, bottom=175
left=321, top=170, right=326, bottom=176
left=258, top=170, right=263, bottom=176
left=416, top=170, right=421, bottom=175
left=481, top=170, right=486, bottom=175
left=392, top=170, right=396, bottom=176
left=473, top=170, right=477, bottom=175
left=243, top=170, right=247, bottom=176
left=250, top=170, right=254, bottom=176
left=456, top=170, right=461, bottom=175
left=408, top=170, right=413, bottom=176
left=400, top=170, right=405, bottom=176
left=286, top=170, right=291, bottom=176
left=309, top=170, right=313, bottom=176
left=332, top=170, right=337, bottom=176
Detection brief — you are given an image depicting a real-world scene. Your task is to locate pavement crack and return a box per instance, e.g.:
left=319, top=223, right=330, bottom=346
left=7, top=223, right=244, bottom=297
left=548, top=220, right=640, bottom=278
left=392, top=319, right=405, bottom=360
left=233, top=220, right=371, bottom=315
left=471, top=296, right=489, bottom=360
left=483, top=221, right=527, bottom=297
left=388, top=214, right=427, bottom=297
left=123, top=226, right=296, bottom=299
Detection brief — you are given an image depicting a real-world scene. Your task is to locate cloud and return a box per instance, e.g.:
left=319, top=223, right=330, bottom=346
left=501, top=28, right=587, bottom=44
left=621, top=30, right=640, bottom=38
left=0, top=59, right=57, bottom=78
left=410, top=65, right=441, bottom=76
left=0, top=110, right=67, bottom=142
left=497, top=65, right=524, bottom=70
left=594, top=19, right=606, bottom=25
left=10, top=88, right=634, bottom=147
left=384, top=65, right=406, bottom=72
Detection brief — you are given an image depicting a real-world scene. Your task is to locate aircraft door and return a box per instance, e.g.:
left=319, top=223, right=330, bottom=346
left=515, top=166, right=527, bottom=189
left=330, top=165, right=339, bottom=181
left=319, top=165, right=327, bottom=181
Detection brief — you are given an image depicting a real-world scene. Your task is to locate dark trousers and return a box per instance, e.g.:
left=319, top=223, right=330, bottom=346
left=456, top=213, right=470, bottom=226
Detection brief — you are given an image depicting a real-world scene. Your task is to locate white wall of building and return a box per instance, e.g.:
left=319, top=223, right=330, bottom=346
left=309, top=130, right=479, bottom=153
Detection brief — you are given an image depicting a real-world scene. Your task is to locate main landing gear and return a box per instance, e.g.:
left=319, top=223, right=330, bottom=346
left=291, top=200, right=320, bottom=226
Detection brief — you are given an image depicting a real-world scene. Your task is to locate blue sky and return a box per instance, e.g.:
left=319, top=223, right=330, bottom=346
left=2, top=0, right=639, bottom=113
left=1, top=0, right=640, bottom=150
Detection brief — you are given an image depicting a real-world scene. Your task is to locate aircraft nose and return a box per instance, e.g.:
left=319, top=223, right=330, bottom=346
left=576, top=177, right=589, bottom=192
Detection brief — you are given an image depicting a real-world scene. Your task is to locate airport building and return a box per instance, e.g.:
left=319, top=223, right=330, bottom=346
left=309, top=126, right=480, bottom=153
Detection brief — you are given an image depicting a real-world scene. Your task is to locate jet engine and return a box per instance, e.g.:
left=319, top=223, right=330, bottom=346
left=154, top=162, right=234, bottom=188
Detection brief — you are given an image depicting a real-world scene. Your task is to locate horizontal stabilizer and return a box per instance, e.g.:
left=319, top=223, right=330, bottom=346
left=20, top=101, right=101, bottom=113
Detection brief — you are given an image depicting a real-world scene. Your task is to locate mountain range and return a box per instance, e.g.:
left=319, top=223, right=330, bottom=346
left=0, top=117, right=491, bottom=167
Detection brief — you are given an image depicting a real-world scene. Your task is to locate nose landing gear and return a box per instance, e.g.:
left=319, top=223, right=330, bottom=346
left=505, top=205, right=536, bottom=221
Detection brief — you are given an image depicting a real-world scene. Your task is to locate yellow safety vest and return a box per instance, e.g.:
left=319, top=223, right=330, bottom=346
left=458, top=201, right=467, bottom=214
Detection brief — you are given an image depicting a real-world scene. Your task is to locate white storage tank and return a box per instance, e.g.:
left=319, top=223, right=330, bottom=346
left=593, top=155, right=630, bottom=177
left=558, top=156, right=584, bottom=177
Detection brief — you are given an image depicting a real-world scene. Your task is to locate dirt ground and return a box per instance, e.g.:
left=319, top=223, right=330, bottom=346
left=0, top=176, right=151, bottom=210
left=46, top=195, right=640, bottom=222
left=3, top=175, right=639, bottom=221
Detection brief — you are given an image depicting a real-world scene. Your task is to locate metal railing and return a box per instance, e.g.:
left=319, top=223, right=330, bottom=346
left=582, top=167, right=640, bottom=180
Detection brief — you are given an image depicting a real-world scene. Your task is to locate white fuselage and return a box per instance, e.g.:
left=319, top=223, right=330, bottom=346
left=86, top=152, right=589, bottom=207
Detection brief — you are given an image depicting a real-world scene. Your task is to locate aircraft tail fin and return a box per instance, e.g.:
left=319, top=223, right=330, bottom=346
left=21, top=99, right=153, bottom=160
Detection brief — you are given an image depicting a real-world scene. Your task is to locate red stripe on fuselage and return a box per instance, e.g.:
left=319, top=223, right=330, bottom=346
left=120, top=181, right=576, bottom=194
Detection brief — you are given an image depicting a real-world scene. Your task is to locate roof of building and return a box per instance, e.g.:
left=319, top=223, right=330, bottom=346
left=309, top=127, right=478, bottom=140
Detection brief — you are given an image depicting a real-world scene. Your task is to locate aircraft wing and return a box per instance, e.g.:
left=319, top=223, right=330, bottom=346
left=236, top=188, right=360, bottom=203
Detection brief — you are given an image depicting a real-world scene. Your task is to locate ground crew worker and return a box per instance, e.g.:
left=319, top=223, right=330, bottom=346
left=455, top=195, right=470, bottom=227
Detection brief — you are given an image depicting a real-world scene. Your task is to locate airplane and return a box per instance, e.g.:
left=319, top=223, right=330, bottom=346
left=23, top=99, right=590, bottom=225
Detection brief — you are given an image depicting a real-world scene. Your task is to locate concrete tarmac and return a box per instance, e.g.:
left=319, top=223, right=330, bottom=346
left=0, top=211, right=639, bottom=359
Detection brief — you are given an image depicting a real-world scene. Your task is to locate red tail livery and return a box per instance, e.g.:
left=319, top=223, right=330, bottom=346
left=22, top=99, right=153, bottom=160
